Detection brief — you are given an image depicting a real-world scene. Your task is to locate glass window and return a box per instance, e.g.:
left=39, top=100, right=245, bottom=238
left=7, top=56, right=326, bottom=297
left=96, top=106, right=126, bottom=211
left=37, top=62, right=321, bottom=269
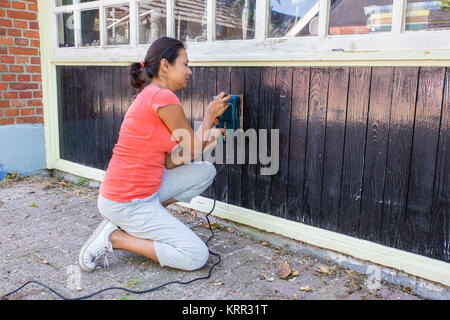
left=56, top=0, right=73, bottom=6
left=175, top=0, right=207, bottom=42
left=81, top=9, right=100, bottom=47
left=268, top=0, right=319, bottom=38
left=138, top=0, right=167, bottom=44
left=405, top=0, right=450, bottom=32
left=329, top=0, right=393, bottom=35
left=216, top=0, right=256, bottom=40
left=57, top=12, right=75, bottom=47
left=106, top=5, right=130, bottom=45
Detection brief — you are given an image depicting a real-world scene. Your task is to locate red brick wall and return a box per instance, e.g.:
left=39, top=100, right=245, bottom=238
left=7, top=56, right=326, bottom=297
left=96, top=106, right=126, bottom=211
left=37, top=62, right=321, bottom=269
left=0, top=0, right=42, bottom=126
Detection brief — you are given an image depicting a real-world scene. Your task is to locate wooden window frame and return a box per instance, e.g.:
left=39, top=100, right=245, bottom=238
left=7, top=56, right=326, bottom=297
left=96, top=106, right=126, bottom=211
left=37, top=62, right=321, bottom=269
left=51, top=0, right=450, bottom=63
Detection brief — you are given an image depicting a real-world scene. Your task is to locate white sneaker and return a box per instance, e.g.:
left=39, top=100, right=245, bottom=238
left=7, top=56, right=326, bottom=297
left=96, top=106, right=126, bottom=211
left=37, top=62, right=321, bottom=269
left=78, top=219, right=118, bottom=272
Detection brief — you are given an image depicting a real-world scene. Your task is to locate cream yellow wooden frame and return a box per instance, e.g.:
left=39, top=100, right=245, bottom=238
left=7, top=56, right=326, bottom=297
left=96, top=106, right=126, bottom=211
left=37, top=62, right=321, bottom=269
left=39, top=0, right=450, bottom=288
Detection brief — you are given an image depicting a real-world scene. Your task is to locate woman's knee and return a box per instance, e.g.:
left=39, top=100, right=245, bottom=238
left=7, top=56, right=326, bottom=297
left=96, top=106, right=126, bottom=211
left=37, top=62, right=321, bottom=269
left=183, top=241, right=210, bottom=271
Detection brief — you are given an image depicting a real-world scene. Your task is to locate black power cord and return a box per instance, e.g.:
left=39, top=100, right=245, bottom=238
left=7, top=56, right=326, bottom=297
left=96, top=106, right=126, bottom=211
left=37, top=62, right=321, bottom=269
left=2, top=198, right=221, bottom=300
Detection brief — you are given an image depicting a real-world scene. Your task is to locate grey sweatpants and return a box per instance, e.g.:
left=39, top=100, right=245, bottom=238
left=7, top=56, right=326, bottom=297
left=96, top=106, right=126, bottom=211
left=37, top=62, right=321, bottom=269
left=97, top=161, right=217, bottom=271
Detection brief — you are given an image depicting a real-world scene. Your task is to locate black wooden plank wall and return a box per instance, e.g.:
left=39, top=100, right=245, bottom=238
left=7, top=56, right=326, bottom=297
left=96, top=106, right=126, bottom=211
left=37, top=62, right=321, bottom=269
left=57, top=66, right=450, bottom=263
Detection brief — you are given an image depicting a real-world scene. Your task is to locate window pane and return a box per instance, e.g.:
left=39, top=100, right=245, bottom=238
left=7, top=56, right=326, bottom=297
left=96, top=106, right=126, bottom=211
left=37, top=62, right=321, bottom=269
left=106, top=6, right=130, bottom=45
left=216, top=0, right=256, bottom=40
left=329, top=0, right=394, bottom=35
left=268, top=0, right=319, bottom=38
left=406, top=0, right=450, bottom=32
left=139, top=0, right=167, bottom=44
left=56, top=0, right=73, bottom=6
left=175, top=0, right=207, bottom=42
left=81, top=9, right=100, bottom=47
left=57, top=13, right=75, bottom=47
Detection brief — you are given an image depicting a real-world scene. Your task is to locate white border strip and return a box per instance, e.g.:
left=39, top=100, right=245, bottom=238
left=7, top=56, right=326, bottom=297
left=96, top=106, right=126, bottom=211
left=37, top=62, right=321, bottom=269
left=177, top=196, right=450, bottom=287
left=55, top=159, right=105, bottom=182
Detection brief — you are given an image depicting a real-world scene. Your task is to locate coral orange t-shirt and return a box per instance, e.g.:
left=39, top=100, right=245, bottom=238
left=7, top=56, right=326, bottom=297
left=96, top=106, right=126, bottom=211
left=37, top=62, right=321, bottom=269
left=100, top=83, right=181, bottom=202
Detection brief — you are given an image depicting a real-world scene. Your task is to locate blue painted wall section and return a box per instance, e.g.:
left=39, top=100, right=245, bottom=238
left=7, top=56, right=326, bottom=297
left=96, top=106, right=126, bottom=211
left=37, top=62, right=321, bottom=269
left=0, top=124, right=46, bottom=177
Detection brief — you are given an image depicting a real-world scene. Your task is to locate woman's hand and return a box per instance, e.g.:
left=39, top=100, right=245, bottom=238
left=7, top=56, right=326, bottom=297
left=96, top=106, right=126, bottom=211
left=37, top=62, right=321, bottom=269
left=206, top=92, right=232, bottom=119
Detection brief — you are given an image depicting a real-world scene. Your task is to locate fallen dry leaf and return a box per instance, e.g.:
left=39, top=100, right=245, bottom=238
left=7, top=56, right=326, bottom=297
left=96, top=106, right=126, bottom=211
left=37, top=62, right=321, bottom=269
left=316, top=265, right=330, bottom=275
left=276, top=261, right=291, bottom=279
left=261, top=241, right=270, bottom=246
left=345, top=269, right=354, bottom=275
left=40, top=260, right=49, bottom=265
left=299, top=285, right=313, bottom=292
left=204, top=221, right=220, bottom=229
left=190, top=209, right=196, bottom=217
left=292, top=270, right=300, bottom=277
left=402, top=287, right=412, bottom=294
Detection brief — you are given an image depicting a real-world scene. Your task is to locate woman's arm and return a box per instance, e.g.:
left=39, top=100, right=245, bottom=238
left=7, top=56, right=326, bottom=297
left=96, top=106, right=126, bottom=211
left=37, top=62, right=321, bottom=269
left=158, top=93, right=231, bottom=169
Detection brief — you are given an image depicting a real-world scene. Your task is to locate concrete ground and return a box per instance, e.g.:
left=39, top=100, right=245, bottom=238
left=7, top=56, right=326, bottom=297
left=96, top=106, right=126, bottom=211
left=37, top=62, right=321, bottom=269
left=0, top=173, right=432, bottom=300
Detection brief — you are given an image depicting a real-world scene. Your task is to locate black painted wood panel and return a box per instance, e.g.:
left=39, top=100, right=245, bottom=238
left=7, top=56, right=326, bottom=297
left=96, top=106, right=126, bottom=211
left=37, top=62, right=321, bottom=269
left=403, top=67, right=445, bottom=257
left=429, top=68, right=450, bottom=262
left=338, top=67, right=371, bottom=237
left=320, top=67, right=349, bottom=232
left=286, top=68, right=310, bottom=223
left=303, top=67, right=329, bottom=227
left=228, top=67, right=245, bottom=207
left=255, top=68, right=276, bottom=214
left=57, top=65, right=450, bottom=263
left=241, top=67, right=260, bottom=211
left=270, top=67, right=292, bottom=219
left=380, top=68, right=418, bottom=249
left=359, top=67, right=394, bottom=243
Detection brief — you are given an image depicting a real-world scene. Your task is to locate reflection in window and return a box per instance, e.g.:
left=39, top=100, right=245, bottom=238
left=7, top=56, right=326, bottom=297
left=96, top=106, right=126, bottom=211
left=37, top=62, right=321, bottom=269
left=139, top=0, right=167, bottom=44
left=106, top=6, right=130, bottom=45
left=56, top=0, right=73, bottom=6
left=57, top=13, right=75, bottom=47
left=268, top=0, right=319, bottom=38
left=329, top=0, right=393, bottom=35
left=175, top=0, right=207, bottom=42
left=216, top=0, right=256, bottom=40
left=81, top=9, right=100, bottom=47
left=405, top=0, right=450, bottom=32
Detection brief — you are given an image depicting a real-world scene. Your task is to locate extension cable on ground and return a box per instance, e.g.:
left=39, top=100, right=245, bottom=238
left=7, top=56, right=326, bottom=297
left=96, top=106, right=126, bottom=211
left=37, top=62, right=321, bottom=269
left=2, top=162, right=227, bottom=300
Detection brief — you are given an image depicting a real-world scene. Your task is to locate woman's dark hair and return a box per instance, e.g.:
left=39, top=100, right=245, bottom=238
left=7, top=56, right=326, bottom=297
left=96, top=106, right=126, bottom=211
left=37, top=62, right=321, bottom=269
left=130, top=37, right=186, bottom=89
